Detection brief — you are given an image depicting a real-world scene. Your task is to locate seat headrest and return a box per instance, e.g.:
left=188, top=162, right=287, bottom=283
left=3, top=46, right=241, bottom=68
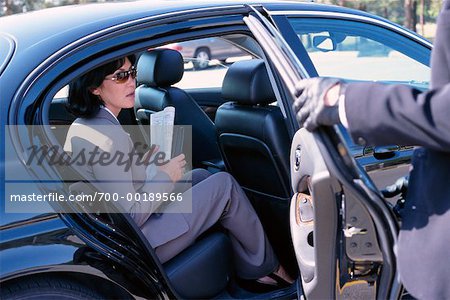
left=222, top=59, right=275, bottom=105
left=137, top=49, right=184, bottom=87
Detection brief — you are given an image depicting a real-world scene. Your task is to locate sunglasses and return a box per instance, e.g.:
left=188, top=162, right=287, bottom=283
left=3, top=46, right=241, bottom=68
left=105, top=66, right=137, bottom=84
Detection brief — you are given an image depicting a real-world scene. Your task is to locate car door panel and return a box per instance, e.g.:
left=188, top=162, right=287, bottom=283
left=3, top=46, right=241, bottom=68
left=289, top=129, right=339, bottom=299
left=246, top=9, right=402, bottom=299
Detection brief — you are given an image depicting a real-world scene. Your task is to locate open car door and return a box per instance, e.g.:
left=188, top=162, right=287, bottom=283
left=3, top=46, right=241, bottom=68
left=244, top=7, right=402, bottom=300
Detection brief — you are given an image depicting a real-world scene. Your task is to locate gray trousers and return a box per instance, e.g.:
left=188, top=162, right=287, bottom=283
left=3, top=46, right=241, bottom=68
left=153, top=170, right=279, bottom=279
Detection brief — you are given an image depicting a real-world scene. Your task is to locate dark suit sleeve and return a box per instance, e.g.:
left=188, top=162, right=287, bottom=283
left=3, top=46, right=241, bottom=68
left=344, top=82, right=450, bottom=152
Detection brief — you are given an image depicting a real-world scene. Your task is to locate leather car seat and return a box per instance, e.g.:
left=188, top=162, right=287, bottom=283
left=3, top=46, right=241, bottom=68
left=215, top=59, right=292, bottom=200
left=68, top=179, right=232, bottom=299
left=134, top=49, right=221, bottom=168
left=163, top=232, right=232, bottom=298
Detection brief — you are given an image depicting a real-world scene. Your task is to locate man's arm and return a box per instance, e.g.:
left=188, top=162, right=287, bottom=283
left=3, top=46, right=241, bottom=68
left=344, top=82, right=450, bottom=151
left=294, top=78, right=450, bottom=153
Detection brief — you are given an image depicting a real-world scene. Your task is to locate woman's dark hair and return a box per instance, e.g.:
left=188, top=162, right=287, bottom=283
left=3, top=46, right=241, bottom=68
left=67, top=55, right=136, bottom=118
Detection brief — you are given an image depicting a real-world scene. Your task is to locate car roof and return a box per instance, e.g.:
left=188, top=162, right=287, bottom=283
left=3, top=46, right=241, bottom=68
left=0, top=0, right=416, bottom=86
left=0, top=0, right=390, bottom=49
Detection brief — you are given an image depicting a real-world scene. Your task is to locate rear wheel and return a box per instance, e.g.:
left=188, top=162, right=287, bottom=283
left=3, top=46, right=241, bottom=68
left=193, top=47, right=211, bottom=69
left=2, top=276, right=105, bottom=300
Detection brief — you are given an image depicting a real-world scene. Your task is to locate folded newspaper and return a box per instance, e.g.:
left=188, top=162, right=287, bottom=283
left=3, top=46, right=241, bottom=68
left=150, top=106, right=175, bottom=159
left=146, top=107, right=175, bottom=180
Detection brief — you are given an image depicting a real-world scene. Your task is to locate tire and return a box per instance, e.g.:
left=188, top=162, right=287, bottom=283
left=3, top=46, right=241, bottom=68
left=193, top=47, right=211, bottom=70
left=2, top=276, right=106, bottom=300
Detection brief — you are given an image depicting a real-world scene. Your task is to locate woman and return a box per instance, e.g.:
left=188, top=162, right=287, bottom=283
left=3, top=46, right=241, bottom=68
left=64, top=55, right=293, bottom=291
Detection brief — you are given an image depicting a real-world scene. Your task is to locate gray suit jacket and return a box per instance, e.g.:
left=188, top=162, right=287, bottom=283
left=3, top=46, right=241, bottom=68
left=344, top=3, right=450, bottom=298
left=64, top=108, right=189, bottom=248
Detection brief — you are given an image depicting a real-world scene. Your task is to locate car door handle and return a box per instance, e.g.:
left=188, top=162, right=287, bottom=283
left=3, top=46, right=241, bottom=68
left=372, top=145, right=400, bottom=160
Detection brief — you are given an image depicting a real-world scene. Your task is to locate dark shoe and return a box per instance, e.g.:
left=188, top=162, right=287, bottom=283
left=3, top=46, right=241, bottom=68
left=238, top=273, right=292, bottom=293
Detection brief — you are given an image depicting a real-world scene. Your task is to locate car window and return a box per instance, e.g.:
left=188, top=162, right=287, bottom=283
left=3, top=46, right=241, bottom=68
left=158, top=37, right=255, bottom=89
left=51, top=37, right=258, bottom=101
left=287, top=18, right=430, bottom=88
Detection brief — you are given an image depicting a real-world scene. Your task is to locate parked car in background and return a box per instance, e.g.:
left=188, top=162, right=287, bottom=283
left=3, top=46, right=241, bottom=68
left=0, top=0, right=431, bottom=299
left=162, top=37, right=250, bottom=69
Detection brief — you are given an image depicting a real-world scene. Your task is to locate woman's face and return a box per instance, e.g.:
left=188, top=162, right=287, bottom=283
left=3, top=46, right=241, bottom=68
left=91, top=57, right=136, bottom=116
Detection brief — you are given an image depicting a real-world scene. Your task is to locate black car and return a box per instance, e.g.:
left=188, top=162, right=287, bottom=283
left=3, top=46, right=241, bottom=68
left=0, top=1, right=431, bottom=299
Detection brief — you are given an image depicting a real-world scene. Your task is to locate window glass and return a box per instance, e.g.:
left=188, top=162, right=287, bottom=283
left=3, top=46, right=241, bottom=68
left=158, top=37, right=254, bottom=89
left=288, top=18, right=430, bottom=89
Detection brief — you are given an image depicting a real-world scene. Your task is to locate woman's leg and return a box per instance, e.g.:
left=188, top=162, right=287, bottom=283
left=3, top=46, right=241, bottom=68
left=172, top=168, right=212, bottom=193
left=190, top=168, right=212, bottom=186
left=154, top=172, right=279, bottom=279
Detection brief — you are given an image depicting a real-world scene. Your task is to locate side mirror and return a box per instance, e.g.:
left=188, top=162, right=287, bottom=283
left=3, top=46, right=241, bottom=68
left=312, top=35, right=336, bottom=52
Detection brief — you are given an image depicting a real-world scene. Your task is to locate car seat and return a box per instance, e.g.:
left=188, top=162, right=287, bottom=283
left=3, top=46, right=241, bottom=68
left=215, top=59, right=292, bottom=200
left=134, top=49, right=221, bottom=168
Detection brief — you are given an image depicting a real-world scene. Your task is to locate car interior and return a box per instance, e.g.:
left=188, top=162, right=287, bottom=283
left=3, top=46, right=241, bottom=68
left=48, top=33, right=300, bottom=298
left=44, top=22, right=422, bottom=296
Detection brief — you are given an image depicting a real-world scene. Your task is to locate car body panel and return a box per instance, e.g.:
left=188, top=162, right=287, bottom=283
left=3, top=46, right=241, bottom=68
left=0, top=214, right=143, bottom=297
left=0, top=214, right=78, bottom=276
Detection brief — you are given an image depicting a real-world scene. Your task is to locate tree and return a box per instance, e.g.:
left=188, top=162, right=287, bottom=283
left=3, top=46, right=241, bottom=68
left=315, top=0, right=443, bottom=38
left=426, top=0, right=442, bottom=21
left=404, top=0, right=418, bottom=32
left=3, top=0, right=23, bottom=15
left=419, top=0, right=425, bottom=35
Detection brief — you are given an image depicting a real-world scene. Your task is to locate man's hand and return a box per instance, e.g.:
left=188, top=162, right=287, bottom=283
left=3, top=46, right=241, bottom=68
left=381, top=175, right=409, bottom=218
left=381, top=175, right=409, bottom=198
left=293, top=77, right=344, bottom=131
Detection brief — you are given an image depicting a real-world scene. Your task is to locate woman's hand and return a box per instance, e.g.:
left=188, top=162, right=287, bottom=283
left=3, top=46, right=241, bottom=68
left=158, top=154, right=186, bottom=182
